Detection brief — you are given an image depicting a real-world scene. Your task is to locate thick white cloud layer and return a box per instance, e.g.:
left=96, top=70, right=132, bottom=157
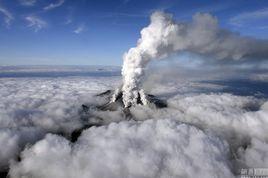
left=0, top=127, right=44, bottom=170
left=9, top=119, right=233, bottom=178
left=167, top=94, right=268, bottom=141
left=0, top=67, right=268, bottom=177
left=238, top=138, right=268, bottom=168
left=0, top=130, right=19, bottom=169
left=0, top=76, right=120, bottom=170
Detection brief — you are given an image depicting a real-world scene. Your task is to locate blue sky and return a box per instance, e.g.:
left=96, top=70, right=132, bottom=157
left=0, top=0, right=268, bottom=66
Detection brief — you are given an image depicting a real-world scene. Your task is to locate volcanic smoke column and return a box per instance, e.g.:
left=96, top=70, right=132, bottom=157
left=121, top=11, right=268, bottom=107
left=121, top=12, right=177, bottom=107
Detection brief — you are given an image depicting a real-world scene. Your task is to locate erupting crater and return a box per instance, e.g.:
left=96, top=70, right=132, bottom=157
left=70, top=89, right=167, bottom=142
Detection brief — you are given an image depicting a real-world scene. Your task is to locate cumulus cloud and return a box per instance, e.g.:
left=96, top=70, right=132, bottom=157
left=73, top=24, right=86, bottom=34
left=0, top=74, right=120, bottom=170
left=0, top=66, right=268, bottom=176
left=238, top=138, right=268, bottom=168
left=0, top=4, right=13, bottom=27
left=43, top=0, right=65, bottom=11
left=167, top=94, right=267, bottom=141
left=25, top=15, right=47, bottom=32
left=120, top=11, right=268, bottom=107
left=9, top=119, right=233, bottom=178
left=128, top=94, right=268, bottom=172
left=18, top=0, right=36, bottom=6
left=0, top=130, right=19, bottom=170
left=0, top=128, right=44, bottom=170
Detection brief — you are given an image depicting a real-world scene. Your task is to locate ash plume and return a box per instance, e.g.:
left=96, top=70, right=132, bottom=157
left=121, top=11, right=268, bottom=107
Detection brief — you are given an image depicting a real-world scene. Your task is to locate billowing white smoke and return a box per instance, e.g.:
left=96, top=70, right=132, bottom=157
left=121, top=11, right=268, bottom=107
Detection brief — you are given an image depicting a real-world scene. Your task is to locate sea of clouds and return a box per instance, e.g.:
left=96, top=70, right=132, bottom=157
left=0, top=66, right=268, bottom=178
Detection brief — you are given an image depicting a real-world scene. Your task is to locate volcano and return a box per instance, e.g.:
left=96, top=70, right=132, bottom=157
left=82, top=89, right=167, bottom=118
left=70, top=90, right=167, bottom=142
left=98, top=89, right=167, bottom=108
